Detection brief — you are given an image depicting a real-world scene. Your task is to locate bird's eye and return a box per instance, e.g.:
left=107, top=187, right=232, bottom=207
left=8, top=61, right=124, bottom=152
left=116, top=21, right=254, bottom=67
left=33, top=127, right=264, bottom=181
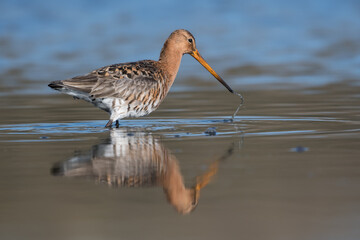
left=188, top=38, right=193, bottom=43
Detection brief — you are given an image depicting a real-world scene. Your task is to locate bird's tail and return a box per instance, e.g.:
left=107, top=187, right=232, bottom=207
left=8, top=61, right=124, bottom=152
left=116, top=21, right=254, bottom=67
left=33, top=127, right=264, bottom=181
left=48, top=80, right=65, bottom=91
left=48, top=80, right=92, bottom=102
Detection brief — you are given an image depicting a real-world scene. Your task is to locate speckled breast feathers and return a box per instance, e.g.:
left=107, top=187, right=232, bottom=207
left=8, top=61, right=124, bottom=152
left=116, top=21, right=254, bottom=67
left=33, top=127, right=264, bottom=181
left=58, top=60, right=170, bottom=120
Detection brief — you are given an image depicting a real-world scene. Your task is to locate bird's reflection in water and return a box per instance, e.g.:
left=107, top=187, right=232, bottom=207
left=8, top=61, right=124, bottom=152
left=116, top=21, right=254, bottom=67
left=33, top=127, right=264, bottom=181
left=51, top=129, right=234, bottom=214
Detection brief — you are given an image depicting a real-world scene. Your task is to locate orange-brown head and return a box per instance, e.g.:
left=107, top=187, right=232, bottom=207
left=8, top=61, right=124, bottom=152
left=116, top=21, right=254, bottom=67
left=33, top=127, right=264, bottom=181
left=159, top=29, right=235, bottom=93
left=159, top=29, right=197, bottom=57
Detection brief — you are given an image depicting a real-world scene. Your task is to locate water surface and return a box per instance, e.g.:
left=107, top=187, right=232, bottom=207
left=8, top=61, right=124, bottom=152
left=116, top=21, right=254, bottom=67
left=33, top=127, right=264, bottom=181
left=1, top=86, right=360, bottom=239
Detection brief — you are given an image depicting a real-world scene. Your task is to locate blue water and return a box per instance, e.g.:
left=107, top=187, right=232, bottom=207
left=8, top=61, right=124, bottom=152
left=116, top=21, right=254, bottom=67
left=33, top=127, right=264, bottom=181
left=1, top=0, right=360, bottom=95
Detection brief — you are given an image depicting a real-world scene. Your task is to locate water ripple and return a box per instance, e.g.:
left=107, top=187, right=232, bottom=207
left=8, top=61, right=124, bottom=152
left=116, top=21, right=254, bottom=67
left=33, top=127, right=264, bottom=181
left=0, top=115, right=355, bottom=142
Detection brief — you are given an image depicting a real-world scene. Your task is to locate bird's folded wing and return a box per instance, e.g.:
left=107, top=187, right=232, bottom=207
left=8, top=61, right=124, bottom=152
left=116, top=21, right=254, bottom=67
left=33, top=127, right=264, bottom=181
left=90, top=75, right=158, bottom=99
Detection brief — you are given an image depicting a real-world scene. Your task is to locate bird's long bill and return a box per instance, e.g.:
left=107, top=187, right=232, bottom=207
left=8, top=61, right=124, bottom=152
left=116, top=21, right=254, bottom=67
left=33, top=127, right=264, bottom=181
left=190, top=49, right=234, bottom=93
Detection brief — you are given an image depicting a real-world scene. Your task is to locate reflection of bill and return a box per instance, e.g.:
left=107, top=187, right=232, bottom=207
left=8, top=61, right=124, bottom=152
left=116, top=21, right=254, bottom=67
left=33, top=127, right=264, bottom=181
left=51, top=129, right=234, bottom=214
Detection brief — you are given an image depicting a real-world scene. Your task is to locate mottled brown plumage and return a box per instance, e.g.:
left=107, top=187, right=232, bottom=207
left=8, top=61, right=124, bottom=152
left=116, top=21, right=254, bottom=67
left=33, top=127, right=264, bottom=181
left=49, top=29, right=237, bottom=127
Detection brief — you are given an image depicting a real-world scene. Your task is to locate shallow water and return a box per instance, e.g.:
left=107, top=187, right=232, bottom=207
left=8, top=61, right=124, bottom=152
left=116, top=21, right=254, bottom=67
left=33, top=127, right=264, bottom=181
left=1, top=85, right=360, bottom=239
left=1, top=0, right=360, bottom=239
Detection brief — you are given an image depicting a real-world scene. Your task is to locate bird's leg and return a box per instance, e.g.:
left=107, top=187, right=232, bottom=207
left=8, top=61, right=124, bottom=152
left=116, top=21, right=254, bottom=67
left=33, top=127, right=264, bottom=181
left=115, top=120, right=120, bottom=128
left=105, top=120, right=113, bottom=128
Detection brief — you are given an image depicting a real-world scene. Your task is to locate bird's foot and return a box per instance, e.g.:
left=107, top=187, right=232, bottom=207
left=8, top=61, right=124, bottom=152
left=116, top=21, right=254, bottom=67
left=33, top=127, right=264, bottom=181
left=105, top=120, right=113, bottom=128
left=115, top=120, right=120, bottom=128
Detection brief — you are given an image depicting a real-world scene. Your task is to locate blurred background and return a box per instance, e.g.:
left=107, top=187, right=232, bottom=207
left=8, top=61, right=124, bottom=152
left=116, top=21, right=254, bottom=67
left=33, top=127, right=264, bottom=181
left=1, top=0, right=360, bottom=95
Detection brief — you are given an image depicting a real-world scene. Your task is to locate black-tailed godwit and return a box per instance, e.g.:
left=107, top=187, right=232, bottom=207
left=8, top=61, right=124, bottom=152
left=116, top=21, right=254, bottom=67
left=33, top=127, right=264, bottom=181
left=49, top=29, right=240, bottom=127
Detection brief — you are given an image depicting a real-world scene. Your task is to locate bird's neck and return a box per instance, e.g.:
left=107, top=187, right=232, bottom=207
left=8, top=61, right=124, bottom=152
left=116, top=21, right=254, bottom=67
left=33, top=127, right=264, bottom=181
left=158, top=42, right=183, bottom=88
left=161, top=156, right=193, bottom=214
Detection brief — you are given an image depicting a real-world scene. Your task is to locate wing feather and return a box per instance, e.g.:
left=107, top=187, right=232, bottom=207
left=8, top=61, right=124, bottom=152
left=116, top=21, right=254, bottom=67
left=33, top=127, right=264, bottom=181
left=90, top=76, right=158, bottom=99
left=59, top=61, right=163, bottom=101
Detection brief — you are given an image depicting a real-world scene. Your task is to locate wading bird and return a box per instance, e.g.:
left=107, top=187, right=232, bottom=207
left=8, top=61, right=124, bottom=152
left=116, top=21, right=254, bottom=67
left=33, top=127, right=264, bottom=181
left=49, top=29, right=239, bottom=127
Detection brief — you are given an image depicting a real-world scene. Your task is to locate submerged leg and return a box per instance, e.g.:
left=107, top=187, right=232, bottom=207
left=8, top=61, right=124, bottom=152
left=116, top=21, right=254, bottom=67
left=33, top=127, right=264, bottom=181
left=109, top=108, right=124, bottom=128
left=105, top=120, right=113, bottom=128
